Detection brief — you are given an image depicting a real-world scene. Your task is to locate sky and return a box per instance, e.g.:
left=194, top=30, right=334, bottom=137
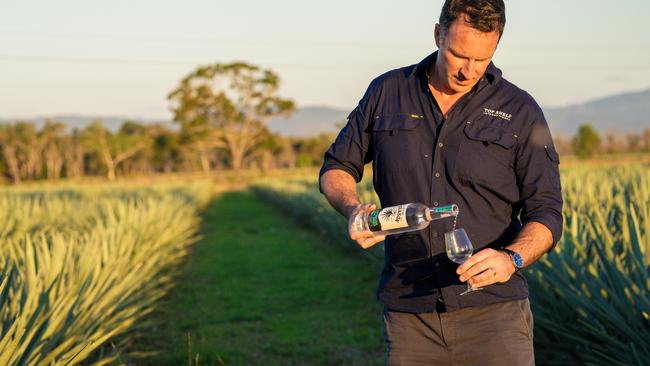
left=0, top=0, right=649, bottom=120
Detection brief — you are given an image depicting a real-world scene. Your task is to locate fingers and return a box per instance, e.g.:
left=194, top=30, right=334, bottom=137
left=349, top=228, right=374, bottom=241
left=349, top=229, right=385, bottom=249
left=347, top=204, right=375, bottom=228
left=458, top=260, right=492, bottom=283
left=357, top=234, right=386, bottom=249
left=456, top=248, right=515, bottom=287
left=456, top=248, right=491, bottom=273
left=466, top=267, right=498, bottom=288
left=347, top=203, right=384, bottom=249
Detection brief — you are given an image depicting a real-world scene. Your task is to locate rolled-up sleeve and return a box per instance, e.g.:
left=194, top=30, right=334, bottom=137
left=318, top=81, right=376, bottom=190
left=515, top=106, right=564, bottom=248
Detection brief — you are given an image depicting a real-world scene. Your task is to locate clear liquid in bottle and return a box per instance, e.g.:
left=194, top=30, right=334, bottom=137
left=354, top=202, right=458, bottom=236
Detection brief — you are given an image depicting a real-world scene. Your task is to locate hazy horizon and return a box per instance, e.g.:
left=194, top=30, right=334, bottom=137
left=1, top=0, right=649, bottom=119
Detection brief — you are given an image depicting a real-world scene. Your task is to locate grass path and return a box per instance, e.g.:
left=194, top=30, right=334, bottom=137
left=135, top=190, right=385, bottom=365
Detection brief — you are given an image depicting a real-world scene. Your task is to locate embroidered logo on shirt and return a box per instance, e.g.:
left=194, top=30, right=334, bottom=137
left=483, top=108, right=512, bottom=121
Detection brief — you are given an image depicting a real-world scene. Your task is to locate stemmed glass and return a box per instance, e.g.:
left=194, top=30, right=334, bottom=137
left=445, top=228, right=483, bottom=295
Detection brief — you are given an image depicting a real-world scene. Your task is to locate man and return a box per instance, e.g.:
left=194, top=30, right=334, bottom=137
left=319, top=0, right=563, bottom=365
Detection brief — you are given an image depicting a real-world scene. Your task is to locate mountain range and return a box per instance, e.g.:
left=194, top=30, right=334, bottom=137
left=543, top=88, right=650, bottom=136
left=2, top=88, right=648, bottom=137
left=265, top=88, right=650, bottom=137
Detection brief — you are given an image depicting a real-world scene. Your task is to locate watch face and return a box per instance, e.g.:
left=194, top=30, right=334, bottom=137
left=513, top=253, right=524, bottom=268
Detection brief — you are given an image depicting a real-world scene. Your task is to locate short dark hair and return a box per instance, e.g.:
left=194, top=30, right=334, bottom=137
left=439, top=0, right=506, bottom=36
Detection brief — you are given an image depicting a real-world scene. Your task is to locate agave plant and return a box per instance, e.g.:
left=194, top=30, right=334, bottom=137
left=0, top=181, right=212, bottom=365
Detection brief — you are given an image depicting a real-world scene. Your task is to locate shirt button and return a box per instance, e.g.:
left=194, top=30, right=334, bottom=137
left=424, top=154, right=429, bottom=158
left=435, top=263, right=440, bottom=268
left=438, top=142, right=444, bottom=148
left=434, top=172, right=440, bottom=178
left=432, top=232, right=439, bottom=238
left=433, top=201, right=439, bottom=206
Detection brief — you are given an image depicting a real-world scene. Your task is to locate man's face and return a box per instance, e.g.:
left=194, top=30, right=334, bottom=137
left=434, top=17, right=500, bottom=94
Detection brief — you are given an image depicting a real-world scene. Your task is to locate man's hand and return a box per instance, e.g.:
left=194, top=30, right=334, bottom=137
left=347, top=203, right=386, bottom=249
left=456, top=248, right=515, bottom=288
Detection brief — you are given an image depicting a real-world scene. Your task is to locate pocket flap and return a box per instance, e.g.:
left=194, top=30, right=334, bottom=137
left=373, top=114, right=423, bottom=131
left=463, top=121, right=517, bottom=149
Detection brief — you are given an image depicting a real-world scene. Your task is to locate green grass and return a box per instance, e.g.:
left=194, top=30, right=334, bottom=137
left=133, top=190, right=385, bottom=365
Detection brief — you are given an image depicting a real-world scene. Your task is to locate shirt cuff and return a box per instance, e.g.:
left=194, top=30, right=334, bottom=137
left=318, top=164, right=362, bottom=194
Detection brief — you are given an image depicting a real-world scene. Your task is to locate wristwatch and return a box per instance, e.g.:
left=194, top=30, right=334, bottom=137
left=501, top=248, right=524, bottom=271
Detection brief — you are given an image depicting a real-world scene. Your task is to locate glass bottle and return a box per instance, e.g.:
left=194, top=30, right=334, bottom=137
left=353, top=202, right=458, bottom=236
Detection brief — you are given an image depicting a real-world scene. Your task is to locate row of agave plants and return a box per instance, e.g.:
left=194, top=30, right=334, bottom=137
left=0, top=181, right=212, bottom=365
left=250, top=164, right=649, bottom=365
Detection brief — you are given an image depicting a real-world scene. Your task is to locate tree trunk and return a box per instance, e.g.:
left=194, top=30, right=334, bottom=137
left=106, top=161, right=116, bottom=181
left=2, top=145, right=21, bottom=184
left=225, top=132, right=245, bottom=171
left=64, top=144, right=84, bottom=178
left=198, top=146, right=211, bottom=174
left=99, top=138, right=116, bottom=181
left=45, top=145, right=64, bottom=180
left=22, top=147, right=42, bottom=180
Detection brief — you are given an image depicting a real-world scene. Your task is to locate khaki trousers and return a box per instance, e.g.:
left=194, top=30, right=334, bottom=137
left=382, top=299, right=535, bottom=366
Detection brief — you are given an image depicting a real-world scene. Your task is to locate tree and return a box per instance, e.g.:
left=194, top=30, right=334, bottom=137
left=41, top=120, right=66, bottom=179
left=0, top=124, right=21, bottom=183
left=63, top=128, right=85, bottom=179
left=641, top=129, right=650, bottom=153
left=626, top=133, right=642, bottom=153
left=571, top=123, right=601, bottom=158
left=82, top=121, right=146, bottom=180
left=148, top=123, right=181, bottom=173
left=168, top=62, right=294, bottom=171
left=14, top=122, right=43, bottom=180
left=117, top=121, right=154, bottom=176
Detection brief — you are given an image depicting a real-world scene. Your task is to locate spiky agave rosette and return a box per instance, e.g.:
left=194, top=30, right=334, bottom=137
left=0, top=181, right=212, bottom=365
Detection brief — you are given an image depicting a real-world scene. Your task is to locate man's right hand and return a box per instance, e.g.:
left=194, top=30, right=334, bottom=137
left=347, top=203, right=386, bottom=249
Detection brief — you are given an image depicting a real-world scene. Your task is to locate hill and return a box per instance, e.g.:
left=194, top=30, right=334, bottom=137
left=267, top=106, right=348, bottom=137
left=0, top=115, right=176, bottom=132
left=267, top=89, right=650, bottom=137
left=544, top=88, right=650, bottom=136
left=1, top=89, right=648, bottom=137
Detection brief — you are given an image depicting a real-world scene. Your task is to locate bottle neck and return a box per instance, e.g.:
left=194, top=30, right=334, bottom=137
left=429, top=204, right=459, bottom=219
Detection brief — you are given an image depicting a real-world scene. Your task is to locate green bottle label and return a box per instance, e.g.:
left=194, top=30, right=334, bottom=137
left=368, top=210, right=381, bottom=231
left=433, top=205, right=457, bottom=213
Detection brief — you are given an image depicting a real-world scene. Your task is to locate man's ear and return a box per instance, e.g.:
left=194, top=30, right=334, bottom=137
left=434, top=23, right=441, bottom=48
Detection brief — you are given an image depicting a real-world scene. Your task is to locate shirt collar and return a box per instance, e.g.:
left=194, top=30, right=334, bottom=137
left=415, top=50, right=502, bottom=90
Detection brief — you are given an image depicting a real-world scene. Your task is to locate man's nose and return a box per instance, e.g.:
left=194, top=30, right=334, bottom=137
left=461, top=59, right=477, bottom=79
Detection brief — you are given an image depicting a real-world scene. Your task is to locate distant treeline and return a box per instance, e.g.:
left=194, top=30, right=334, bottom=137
left=3, top=118, right=648, bottom=183
left=555, top=124, right=650, bottom=158
left=0, top=61, right=335, bottom=183
left=0, top=119, right=334, bottom=183
left=1, top=57, right=648, bottom=183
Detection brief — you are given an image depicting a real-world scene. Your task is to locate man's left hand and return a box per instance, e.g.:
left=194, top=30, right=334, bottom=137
left=456, top=248, right=515, bottom=288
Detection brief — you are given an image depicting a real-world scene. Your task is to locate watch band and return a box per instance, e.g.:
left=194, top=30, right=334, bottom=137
left=501, top=248, right=524, bottom=271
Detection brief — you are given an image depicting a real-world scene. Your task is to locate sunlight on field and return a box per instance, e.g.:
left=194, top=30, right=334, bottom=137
left=252, top=163, right=650, bottom=365
left=1, top=161, right=648, bottom=365
left=0, top=181, right=212, bottom=364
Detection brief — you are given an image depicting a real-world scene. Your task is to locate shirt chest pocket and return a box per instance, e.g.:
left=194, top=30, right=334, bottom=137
left=456, top=120, right=517, bottom=185
left=372, top=114, right=424, bottom=170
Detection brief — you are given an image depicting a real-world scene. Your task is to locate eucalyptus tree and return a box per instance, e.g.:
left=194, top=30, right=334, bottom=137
left=82, top=121, right=147, bottom=180
left=40, top=120, right=67, bottom=179
left=168, top=62, right=294, bottom=171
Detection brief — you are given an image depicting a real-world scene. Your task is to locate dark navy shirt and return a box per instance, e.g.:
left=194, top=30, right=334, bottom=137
left=319, top=51, right=563, bottom=313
